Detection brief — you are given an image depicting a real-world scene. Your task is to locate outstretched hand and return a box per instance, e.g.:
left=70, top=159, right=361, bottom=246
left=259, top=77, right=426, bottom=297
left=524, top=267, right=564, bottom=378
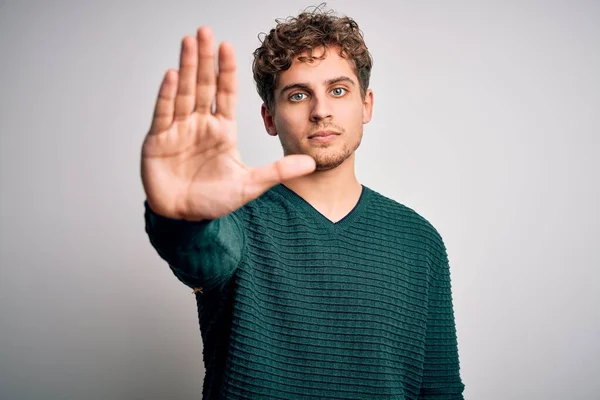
left=141, top=27, right=315, bottom=221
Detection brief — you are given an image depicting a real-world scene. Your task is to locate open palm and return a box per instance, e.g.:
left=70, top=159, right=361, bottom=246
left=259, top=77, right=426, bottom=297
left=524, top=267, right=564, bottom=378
left=141, top=27, right=315, bottom=221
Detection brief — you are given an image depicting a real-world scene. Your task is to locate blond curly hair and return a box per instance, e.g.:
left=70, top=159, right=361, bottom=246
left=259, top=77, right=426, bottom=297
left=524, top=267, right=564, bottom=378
left=252, top=5, right=373, bottom=112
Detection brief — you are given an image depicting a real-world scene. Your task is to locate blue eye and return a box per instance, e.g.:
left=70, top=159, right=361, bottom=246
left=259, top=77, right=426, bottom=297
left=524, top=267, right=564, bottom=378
left=331, top=87, right=347, bottom=96
left=290, top=93, right=307, bottom=101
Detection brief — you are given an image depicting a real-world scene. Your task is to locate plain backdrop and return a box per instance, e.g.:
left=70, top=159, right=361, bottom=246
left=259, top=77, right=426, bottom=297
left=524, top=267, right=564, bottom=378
left=1, top=1, right=599, bottom=399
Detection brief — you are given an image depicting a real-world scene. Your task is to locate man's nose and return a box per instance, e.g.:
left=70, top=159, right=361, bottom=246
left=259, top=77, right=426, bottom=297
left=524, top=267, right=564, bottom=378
left=309, top=94, right=333, bottom=122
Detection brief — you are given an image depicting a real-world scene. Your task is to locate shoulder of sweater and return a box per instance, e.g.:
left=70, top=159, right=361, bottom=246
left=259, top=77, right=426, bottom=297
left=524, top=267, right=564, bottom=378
left=368, top=189, right=451, bottom=270
left=365, top=186, right=447, bottom=251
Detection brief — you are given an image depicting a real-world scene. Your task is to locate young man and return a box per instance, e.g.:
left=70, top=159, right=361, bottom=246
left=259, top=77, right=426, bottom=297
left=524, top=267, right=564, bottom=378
left=142, top=8, right=465, bottom=400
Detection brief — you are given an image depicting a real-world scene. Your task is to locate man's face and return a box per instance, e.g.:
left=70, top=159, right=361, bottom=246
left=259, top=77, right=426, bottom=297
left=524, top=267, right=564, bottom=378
left=261, top=46, right=373, bottom=171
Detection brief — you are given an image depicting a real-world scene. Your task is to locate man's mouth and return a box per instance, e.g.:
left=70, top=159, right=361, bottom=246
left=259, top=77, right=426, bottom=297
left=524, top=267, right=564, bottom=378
left=308, top=130, right=340, bottom=139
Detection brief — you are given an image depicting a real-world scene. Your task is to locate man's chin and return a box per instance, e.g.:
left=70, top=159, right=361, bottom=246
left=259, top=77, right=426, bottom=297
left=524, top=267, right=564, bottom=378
left=313, top=153, right=351, bottom=171
left=314, top=163, right=339, bottom=171
left=283, top=145, right=356, bottom=171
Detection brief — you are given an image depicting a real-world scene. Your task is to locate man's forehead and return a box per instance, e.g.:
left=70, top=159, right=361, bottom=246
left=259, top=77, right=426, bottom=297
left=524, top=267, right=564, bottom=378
left=276, top=46, right=357, bottom=88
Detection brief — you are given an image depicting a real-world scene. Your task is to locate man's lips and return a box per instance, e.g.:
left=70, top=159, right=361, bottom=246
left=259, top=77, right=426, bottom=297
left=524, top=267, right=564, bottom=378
left=308, top=130, right=341, bottom=138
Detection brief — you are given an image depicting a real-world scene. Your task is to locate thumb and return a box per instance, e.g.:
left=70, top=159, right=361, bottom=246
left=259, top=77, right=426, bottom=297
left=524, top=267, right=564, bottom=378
left=246, top=154, right=316, bottom=196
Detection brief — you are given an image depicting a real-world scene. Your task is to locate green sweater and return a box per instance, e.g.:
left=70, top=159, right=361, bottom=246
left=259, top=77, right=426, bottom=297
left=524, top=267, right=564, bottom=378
left=144, top=183, right=464, bottom=399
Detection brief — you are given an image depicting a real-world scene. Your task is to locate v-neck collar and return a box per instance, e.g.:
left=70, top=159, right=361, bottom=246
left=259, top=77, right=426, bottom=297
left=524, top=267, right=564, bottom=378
left=271, top=183, right=371, bottom=233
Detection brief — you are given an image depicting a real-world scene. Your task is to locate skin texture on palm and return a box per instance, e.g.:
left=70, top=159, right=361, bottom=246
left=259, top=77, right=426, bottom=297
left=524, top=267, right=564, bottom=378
left=141, top=27, right=316, bottom=221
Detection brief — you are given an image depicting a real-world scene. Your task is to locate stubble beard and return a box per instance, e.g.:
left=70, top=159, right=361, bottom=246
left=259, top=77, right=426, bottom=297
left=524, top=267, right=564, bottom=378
left=312, top=138, right=360, bottom=171
left=282, top=130, right=363, bottom=171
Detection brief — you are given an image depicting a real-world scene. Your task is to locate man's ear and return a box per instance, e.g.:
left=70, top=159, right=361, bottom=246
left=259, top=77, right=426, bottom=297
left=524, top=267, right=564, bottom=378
left=261, top=103, right=278, bottom=136
left=362, top=89, right=374, bottom=124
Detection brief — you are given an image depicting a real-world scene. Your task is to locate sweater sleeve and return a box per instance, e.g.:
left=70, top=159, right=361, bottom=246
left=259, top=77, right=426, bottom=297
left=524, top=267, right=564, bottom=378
left=417, top=243, right=465, bottom=399
left=143, top=201, right=246, bottom=291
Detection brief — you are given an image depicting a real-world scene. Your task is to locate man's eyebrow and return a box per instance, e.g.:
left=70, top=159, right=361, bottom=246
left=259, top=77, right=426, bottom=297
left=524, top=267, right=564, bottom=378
left=325, top=76, right=356, bottom=86
left=279, top=83, right=311, bottom=98
left=278, top=76, right=356, bottom=98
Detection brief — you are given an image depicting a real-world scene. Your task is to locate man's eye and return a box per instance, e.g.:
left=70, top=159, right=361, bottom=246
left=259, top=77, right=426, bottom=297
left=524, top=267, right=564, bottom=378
left=331, top=87, right=347, bottom=96
left=290, top=93, right=307, bottom=101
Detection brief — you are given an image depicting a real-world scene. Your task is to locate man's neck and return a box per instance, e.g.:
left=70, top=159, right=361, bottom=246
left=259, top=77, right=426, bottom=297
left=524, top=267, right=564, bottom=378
left=281, top=154, right=362, bottom=222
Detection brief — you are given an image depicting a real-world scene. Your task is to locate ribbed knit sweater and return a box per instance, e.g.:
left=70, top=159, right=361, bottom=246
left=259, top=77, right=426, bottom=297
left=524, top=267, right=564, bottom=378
left=144, top=183, right=464, bottom=399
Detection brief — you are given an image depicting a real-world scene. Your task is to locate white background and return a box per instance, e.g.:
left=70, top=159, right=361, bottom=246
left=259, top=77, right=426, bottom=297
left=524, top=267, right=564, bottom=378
left=1, top=1, right=598, bottom=399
